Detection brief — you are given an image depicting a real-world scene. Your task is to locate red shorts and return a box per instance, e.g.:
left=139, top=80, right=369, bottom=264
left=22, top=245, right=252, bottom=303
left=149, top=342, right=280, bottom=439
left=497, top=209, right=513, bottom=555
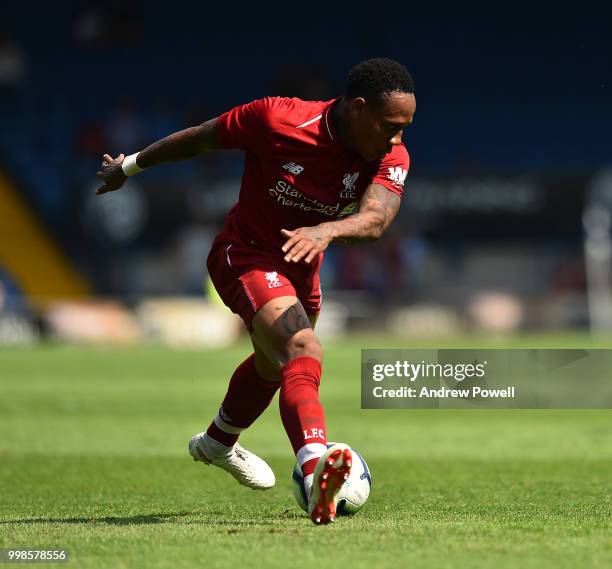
left=206, top=235, right=323, bottom=330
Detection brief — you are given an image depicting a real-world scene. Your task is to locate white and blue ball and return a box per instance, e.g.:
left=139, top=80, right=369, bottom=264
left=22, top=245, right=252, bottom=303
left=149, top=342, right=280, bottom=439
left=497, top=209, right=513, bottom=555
left=291, top=443, right=371, bottom=515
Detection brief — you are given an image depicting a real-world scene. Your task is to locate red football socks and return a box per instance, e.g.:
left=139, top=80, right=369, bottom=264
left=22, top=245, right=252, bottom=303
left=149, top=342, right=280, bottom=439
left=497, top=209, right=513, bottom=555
left=206, top=353, right=280, bottom=448
left=279, top=356, right=327, bottom=477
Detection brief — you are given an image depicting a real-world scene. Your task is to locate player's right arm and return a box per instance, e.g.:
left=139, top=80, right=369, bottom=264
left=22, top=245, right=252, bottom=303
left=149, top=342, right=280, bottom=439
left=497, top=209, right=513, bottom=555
left=95, top=118, right=220, bottom=195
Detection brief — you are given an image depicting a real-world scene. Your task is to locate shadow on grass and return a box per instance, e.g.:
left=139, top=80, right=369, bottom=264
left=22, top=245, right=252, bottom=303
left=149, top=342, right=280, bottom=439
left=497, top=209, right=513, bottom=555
left=2, top=509, right=306, bottom=526
left=1, top=512, right=194, bottom=526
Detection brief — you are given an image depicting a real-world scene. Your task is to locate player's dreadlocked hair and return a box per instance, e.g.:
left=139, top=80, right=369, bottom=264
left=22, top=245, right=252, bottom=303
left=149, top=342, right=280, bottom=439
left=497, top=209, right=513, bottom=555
left=346, top=58, right=414, bottom=106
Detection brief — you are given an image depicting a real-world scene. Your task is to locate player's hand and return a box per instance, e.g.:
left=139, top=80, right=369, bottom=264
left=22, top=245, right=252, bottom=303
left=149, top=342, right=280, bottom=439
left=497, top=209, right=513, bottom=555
left=281, top=226, right=332, bottom=264
left=95, top=153, right=127, bottom=195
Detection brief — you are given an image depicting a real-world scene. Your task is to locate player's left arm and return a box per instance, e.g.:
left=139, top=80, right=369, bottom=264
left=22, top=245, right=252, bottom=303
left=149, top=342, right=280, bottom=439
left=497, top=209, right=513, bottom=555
left=281, top=183, right=400, bottom=264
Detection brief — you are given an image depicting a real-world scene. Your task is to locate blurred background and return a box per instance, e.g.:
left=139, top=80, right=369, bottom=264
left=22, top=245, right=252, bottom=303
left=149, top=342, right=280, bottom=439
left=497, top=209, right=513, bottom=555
left=1, top=2, right=612, bottom=347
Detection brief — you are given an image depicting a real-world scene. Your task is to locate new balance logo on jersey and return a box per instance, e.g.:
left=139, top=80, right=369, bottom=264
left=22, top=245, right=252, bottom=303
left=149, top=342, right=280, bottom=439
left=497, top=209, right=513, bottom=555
left=265, top=271, right=284, bottom=288
left=388, top=167, right=408, bottom=188
left=283, top=162, right=304, bottom=175
left=341, top=171, right=359, bottom=198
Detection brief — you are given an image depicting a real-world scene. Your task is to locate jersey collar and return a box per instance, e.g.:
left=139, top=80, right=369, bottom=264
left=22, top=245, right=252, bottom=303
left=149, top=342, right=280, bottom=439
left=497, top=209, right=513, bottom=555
left=323, top=97, right=358, bottom=158
left=324, top=97, right=346, bottom=145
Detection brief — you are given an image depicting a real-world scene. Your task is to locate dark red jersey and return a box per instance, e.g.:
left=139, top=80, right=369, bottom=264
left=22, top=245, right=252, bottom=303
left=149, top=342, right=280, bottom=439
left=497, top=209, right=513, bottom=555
left=215, top=96, right=410, bottom=252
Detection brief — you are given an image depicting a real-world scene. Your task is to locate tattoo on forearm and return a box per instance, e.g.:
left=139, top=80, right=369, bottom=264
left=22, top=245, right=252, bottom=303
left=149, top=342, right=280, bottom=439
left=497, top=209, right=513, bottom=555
left=328, top=184, right=401, bottom=243
left=280, top=304, right=310, bottom=335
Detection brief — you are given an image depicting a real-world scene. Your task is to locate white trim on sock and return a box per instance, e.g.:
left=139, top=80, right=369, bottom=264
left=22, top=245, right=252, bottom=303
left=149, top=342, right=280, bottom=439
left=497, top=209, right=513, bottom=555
left=213, top=413, right=245, bottom=435
left=296, top=443, right=327, bottom=468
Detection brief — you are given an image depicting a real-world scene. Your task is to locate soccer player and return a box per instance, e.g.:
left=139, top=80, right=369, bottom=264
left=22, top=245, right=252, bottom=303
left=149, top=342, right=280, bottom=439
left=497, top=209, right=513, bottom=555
left=96, top=58, right=415, bottom=525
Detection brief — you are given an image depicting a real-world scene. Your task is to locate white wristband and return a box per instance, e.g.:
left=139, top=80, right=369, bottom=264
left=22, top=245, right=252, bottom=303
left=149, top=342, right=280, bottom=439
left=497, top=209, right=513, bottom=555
left=121, top=153, right=144, bottom=176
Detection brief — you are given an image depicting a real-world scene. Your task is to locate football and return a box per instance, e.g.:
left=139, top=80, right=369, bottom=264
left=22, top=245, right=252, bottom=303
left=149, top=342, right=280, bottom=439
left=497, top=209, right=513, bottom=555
left=291, top=443, right=372, bottom=515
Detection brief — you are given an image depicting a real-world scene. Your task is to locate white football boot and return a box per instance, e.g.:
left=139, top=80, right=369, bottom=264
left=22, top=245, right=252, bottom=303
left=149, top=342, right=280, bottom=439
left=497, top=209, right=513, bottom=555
left=188, top=432, right=275, bottom=490
left=308, top=443, right=352, bottom=524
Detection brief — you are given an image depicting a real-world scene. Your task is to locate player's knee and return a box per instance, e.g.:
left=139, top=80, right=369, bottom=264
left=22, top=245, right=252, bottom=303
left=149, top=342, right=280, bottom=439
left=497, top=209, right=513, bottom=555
left=254, top=351, right=281, bottom=381
left=285, top=329, right=322, bottom=363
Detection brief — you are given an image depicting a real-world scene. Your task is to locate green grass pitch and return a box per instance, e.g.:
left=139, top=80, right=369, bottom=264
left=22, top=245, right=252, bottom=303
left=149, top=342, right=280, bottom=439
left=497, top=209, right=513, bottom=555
left=1, top=334, right=611, bottom=568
